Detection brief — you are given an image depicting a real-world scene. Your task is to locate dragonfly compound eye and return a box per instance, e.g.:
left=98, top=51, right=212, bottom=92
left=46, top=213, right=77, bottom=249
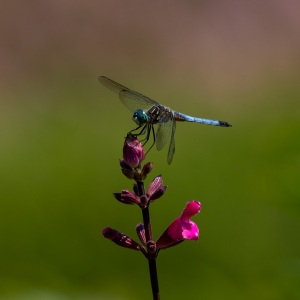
left=133, top=109, right=148, bottom=125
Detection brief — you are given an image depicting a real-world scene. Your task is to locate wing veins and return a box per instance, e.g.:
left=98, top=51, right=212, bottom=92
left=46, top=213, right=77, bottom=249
left=99, top=76, right=159, bottom=112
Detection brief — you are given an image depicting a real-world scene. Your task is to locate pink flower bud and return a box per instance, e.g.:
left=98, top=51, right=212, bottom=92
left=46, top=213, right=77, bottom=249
left=113, top=190, right=140, bottom=205
left=123, top=135, right=145, bottom=168
left=102, top=227, right=141, bottom=251
left=147, top=175, right=167, bottom=202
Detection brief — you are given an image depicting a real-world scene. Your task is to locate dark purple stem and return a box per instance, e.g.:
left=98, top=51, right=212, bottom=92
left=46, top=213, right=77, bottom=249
left=137, top=180, right=160, bottom=300
left=148, top=258, right=160, bottom=300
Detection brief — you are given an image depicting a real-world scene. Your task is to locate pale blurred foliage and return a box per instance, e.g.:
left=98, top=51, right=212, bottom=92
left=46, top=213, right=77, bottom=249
left=1, top=0, right=299, bottom=92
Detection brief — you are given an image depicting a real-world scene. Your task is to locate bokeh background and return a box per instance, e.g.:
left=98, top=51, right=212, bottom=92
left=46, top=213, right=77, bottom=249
left=1, top=1, right=299, bottom=299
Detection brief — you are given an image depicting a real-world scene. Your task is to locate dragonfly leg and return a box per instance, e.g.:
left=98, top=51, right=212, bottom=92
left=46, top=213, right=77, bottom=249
left=129, top=125, right=142, bottom=135
left=133, top=123, right=150, bottom=145
left=128, top=124, right=150, bottom=143
left=129, top=124, right=148, bottom=137
left=128, top=124, right=156, bottom=155
left=145, top=125, right=156, bottom=154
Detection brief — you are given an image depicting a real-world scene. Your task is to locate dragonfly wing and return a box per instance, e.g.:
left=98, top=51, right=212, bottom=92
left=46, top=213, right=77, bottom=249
left=98, top=76, right=130, bottom=94
left=156, top=117, right=173, bottom=151
left=167, top=121, right=176, bottom=165
left=99, top=76, right=159, bottom=112
left=120, top=90, right=159, bottom=112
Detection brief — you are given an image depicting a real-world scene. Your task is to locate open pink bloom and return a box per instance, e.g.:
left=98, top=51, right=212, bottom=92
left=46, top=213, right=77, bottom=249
left=123, top=135, right=145, bottom=168
left=156, top=201, right=201, bottom=249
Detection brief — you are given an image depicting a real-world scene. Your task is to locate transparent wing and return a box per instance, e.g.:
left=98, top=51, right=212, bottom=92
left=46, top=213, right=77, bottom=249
left=167, top=121, right=176, bottom=165
left=98, top=76, right=130, bottom=94
left=99, top=76, right=159, bottom=112
left=119, top=90, right=159, bottom=112
left=156, top=117, right=173, bottom=151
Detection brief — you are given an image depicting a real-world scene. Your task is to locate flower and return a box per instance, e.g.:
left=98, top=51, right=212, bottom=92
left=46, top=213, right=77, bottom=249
left=123, top=135, right=145, bottom=168
left=147, top=175, right=167, bottom=202
left=141, top=162, right=153, bottom=177
left=156, top=201, right=201, bottom=250
left=136, top=223, right=146, bottom=245
left=119, top=159, right=135, bottom=179
left=113, top=190, right=140, bottom=205
left=102, top=227, right=141, bottom=251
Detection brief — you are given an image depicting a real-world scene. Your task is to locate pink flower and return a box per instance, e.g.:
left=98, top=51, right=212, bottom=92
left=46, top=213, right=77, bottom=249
left=156, top=201, right=201, bottom=250
left=123, top=135, right=145, bottom=168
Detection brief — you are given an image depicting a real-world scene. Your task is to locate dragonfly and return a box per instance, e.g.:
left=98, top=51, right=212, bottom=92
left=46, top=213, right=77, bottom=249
left=99, top=76, right=232, bottom=165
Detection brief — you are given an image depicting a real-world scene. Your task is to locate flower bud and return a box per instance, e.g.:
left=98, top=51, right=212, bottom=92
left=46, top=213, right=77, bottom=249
left=113, top=190, right=140, bottom=205
left=123, top=135, right=145, bottom=168
left=119, top=159, right=134, bottom=179
left=141, top=162, right=154, bottom=177
left=136, top=223, right=146, bottom=245
left=102, top=227, right=141, bottom=251
left=147, top=175, right=167, bottom=201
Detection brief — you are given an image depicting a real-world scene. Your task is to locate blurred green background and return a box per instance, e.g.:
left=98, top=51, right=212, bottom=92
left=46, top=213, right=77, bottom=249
left=1, top=1, right=299, bottom=299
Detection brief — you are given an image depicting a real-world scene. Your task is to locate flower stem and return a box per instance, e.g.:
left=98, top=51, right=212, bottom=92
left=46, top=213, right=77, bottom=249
left=137, top=180, right=160, bottom=300
left=148, top=258, right=160, bottom=300
left=142, top=204, right=153, bottom=241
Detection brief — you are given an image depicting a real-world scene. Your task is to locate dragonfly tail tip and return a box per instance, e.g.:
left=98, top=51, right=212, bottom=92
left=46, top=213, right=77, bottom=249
left=220, top=121, right=232, bottom=127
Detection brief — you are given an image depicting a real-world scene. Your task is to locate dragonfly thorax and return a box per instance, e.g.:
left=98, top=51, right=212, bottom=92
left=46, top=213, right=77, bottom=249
left=132, top=109, right=149, bottom=126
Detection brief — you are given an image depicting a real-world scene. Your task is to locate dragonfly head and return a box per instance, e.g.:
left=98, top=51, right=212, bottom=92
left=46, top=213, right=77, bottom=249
left=133, top=109, right=149, bottom=126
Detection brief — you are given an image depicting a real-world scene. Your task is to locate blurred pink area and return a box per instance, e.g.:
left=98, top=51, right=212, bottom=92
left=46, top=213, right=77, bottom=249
left=0, top=0, right=299, bottom=89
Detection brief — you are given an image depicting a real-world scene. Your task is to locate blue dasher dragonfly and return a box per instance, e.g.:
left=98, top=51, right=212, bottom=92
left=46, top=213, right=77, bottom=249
left=99, top=76, right=232, bottom=164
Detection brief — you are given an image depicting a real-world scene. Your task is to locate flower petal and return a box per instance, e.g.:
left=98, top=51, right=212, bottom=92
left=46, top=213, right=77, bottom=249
left=181, top=201, right=201, bottom=221
left=181, top=220, right=199, bottom=240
